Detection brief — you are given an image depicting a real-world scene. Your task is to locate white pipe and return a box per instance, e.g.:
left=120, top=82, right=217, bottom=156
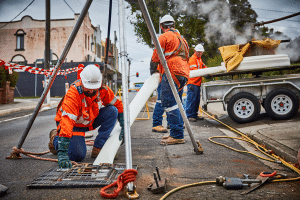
left=190, top=54, right=290, bottom=78
left=190, top=66, right=226, bottom=78
left=93, top=74, right=160, bottom=165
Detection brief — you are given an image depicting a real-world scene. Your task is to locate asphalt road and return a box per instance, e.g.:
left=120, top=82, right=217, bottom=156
left=0, top=108, right=299, bottom=199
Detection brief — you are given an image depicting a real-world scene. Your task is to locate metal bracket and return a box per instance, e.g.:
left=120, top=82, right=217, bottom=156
left=195, top=140, right=204, bottom=154
left=147, top=167, right=167, bottom=194
left=6, top=152, right=22, bottom=159
left=124, top=185, right=139, bottom=199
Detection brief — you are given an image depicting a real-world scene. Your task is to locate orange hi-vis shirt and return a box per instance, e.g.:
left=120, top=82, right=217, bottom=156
left=54, top=80, right=123, bottom=138
left=187, top=53, right=207, bottom=86
left=151, top=29, right=190, bottom=85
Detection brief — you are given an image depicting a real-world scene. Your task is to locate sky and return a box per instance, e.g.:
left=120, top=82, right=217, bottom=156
left=0, top=0, right=299, bottom=86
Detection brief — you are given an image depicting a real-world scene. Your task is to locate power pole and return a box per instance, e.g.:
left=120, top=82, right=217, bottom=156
left=44, top=0, right=51, bottom=104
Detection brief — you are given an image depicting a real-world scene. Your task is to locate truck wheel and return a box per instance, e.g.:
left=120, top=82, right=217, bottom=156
left=264, top=88, right=299, bottom=120
left=228, top=92, right=261, bottom=123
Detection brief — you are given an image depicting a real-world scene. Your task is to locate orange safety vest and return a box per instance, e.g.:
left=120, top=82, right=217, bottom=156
left=151, top=29, right=190, bottom=87
left=55, top=80, right=123, bottom=138
left=187, top=53, right=207, bottom=86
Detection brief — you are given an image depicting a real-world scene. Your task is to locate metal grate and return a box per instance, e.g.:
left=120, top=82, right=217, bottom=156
left=28, top=163, right=138, bottom=189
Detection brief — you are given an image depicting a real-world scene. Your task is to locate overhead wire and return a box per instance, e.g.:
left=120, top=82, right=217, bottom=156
left=63, top=0, right=76, bottom=14
left=252, top=7, right=298, bottom=14
left=0, top=0, right=36, bottom=29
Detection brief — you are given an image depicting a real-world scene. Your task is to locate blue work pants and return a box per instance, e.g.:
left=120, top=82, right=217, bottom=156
left=186, top=84, right=201, bottom=119
left=152, top=83, right=169, bottom=127
left=53, top=105, right=118, bottom=162
left=161, top=74, right=186, bottom=139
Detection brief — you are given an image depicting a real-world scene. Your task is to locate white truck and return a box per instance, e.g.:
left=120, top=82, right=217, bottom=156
left=200, top=54, right=300, bottom=123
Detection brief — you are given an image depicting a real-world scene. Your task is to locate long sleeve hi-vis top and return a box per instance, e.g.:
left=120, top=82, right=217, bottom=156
left=151, top=29, right=190, bottom=86
left=54, top=80, right=123, bottom=138
left=187, top=53, right=207, bottom=86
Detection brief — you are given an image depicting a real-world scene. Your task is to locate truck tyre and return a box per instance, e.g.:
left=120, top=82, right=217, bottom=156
left=264, top=88, right=299, bottom=120
left=228, top=92, right=261, bottom=123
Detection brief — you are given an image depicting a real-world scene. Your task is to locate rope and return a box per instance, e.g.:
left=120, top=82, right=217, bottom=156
left=100, top=169, right=138, bottom=198
left=12, top=147, right=78, bottom=165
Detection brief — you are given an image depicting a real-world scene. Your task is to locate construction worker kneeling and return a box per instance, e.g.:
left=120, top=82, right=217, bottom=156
left=48, top=65, right=124, bottom=168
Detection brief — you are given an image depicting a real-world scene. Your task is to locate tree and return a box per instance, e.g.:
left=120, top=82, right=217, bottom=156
left=126, top=0, right=258, bottom=62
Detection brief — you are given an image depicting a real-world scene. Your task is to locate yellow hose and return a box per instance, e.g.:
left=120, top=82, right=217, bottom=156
left=202, top=109, right=300, bottom=177
left=160, top=181, right=216, bottom=200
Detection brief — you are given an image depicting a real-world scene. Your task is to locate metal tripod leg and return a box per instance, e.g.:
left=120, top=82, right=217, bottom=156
left=137, top=0, right=203, bottom=154
left=118, top=0, right=139, bottom=197
left=6, top=0, right=94, bottom=159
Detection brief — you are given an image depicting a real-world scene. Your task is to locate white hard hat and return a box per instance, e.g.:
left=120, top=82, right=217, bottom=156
left=80, top=64, right=102, bottom=89
left=160, top=15, right=175, bottom=24
left=195, top=44, right=205, bottom=52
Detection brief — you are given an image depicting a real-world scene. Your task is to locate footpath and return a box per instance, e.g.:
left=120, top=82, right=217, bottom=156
left=0, top=98, right=299, bottom=165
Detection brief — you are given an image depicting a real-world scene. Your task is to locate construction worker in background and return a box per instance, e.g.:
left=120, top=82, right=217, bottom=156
left=150, top=14, right=189, bottom=145
left=48, top=65, right=124, bottom=168
left=186, top=44, right=207, bottom=122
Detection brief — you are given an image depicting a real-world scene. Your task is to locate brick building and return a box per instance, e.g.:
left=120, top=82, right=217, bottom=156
left=0, top=13, right=121, bottom=96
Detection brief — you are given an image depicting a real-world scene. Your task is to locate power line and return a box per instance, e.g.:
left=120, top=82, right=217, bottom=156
left=63, top=0, right=75, bottom=14
left=257, top=16, right=300, bottom=23
left=264, top=23, right=300, bottom=30
left=75, top=0, right=106, bottom=29
left=253, top=8, right=296, bottom=14
left=0, top=0, right=35, bottom=29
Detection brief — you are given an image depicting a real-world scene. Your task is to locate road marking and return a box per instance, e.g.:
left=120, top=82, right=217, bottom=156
left=0, top=113, right=33, bottom=123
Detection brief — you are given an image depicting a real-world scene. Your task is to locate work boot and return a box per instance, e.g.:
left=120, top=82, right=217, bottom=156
left=188, top=118, right=197, bottom=122
left=152, top=125, right=168, bottom=133
left=160, top=136, right=185, bottom=145
left=48, top=129, right=58, bottom=155
left=196, top=116, right=204, bottom=120
left=91, top=147, right=101, bottom=158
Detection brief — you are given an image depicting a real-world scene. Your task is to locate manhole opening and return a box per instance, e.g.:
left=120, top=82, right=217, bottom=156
left=28, top=163, right=138, bottom=189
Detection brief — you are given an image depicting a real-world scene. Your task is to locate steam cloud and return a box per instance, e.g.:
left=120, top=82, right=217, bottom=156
left=173, top=0, right=299, bottom=62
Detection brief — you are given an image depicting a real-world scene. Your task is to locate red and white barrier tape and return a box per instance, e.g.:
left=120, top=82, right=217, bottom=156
left=0, top=59, right=83, bottom=76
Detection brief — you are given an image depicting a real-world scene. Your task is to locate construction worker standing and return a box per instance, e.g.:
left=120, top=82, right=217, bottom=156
left=186, top=44, right=207, bottom=122
left=150, top=14, right=189, bottom=145
left=48, top=65, right=124, bottom=168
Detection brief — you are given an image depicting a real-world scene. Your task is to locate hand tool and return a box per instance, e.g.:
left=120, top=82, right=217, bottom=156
left=241, top=171, right=287, bottom=195
left=216, top=175, right=261, bottom=190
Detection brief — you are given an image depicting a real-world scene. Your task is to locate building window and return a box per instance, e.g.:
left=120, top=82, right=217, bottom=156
left=88, top=35, right=90, bottom=50
left=91, top=35, right=93, bottom=52
left=101, top=45, right=105, bottom=57
left=85, top=34, right=87, bottom=49
left=14, top=29, right=26, bottom=51
left=11, top=54, right=27, bottom=65
left=97, top=44, right=101, bottom=58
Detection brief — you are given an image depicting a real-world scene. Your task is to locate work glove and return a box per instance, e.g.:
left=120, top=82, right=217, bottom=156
left=118, top=113, right=124, bottom=142
left=150, top=61, right=159, bottom=75
left=57, top=137, right=72, bottom=169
